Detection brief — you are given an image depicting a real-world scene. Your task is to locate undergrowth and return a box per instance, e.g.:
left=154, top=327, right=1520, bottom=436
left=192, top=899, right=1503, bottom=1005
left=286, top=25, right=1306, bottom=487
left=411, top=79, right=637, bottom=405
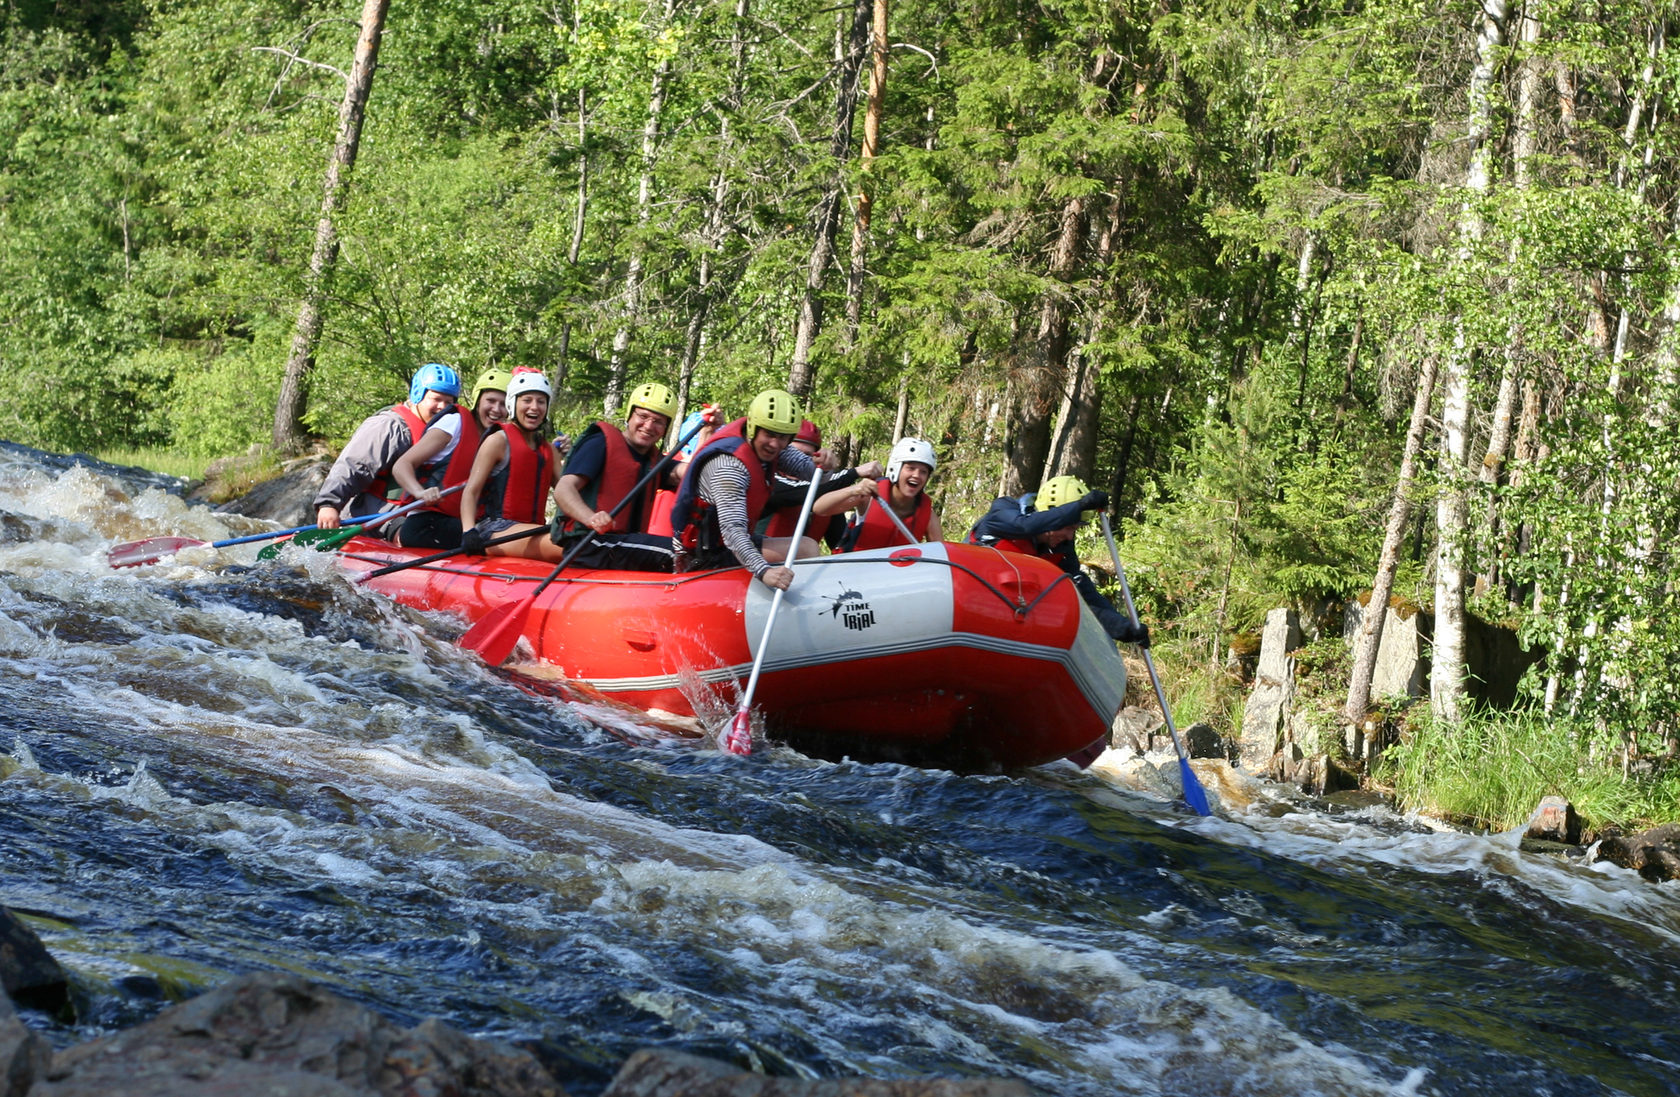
left=1378, top=706, right=1680, bottom=833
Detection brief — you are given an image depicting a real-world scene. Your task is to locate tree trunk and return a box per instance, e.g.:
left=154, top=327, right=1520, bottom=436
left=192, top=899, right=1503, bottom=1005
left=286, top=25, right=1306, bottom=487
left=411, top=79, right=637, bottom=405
left=1001, top=195, right=1086, bottom=497
left=676, top=0, right=751, bottom=423
left=272, top=0, right=390, bottom=453
left=842, top=0, right=888, bottom=345
left=1347, top=356, right=1439, bottom=723
left=1432, top=0, right=1507, bottom=723
left=1475, top=0, right=1544, bottom=597
left=785, top=0, right=873, bottom=398
left=606, top=0, right=677, bottom=418
left=554, top=85, right=589, bottom=396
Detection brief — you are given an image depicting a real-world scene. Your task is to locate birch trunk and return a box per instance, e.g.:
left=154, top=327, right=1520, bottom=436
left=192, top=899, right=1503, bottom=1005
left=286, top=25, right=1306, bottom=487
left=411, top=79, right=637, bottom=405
left=785, top=0, right=873, bottom=398
left=1347, top=356, right=1440, bottom=723
left=554, top=86, right=589, bottom=396
left=272, top=0, right=390, bottom=453
left=676, top=0, right=751, bottom=422
left=605, top=0, right=678, bottom=418
left=1432, top=0, right=1506, bottom=723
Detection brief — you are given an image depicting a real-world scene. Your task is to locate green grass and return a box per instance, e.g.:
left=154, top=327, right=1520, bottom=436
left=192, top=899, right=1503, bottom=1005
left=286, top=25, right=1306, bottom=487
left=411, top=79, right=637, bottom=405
left=92, top=446, right=215, bottom=481
left=1378, top=706, right=1680, bottom=833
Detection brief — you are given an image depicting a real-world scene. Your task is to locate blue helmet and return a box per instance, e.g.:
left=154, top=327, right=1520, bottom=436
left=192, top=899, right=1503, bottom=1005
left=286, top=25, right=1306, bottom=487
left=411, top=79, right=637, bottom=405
left=409, top=363, right=462, bottom=405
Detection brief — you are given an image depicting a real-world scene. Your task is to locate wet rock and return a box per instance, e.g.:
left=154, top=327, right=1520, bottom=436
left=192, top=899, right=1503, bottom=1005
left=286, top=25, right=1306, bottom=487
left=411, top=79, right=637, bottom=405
left=1301, top=754, right=1360, bottom=797
left=1240, top=608, right=1300, bottom=771
left=193, top=454, right=330, bottom=528
left=1109, top=706, right=1162, bottom=753
left=600, top=1048, right=1038, bottom=1096
left=0, top=908, right=68, bottom=1016
left=1595, top=823, right=1680, bottom=883
left=34, top=971, right=565, bottom=1097
left=1524, top=796, right=1582, bottom=845
left=1, top=986, right=51, bottom=1097
left=1183, top=722, right=1224, bottom=760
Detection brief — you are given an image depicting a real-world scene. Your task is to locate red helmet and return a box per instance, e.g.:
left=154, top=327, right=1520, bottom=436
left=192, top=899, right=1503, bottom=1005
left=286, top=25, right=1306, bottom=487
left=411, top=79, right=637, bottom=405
left=795, top=420, right=821, bottom=449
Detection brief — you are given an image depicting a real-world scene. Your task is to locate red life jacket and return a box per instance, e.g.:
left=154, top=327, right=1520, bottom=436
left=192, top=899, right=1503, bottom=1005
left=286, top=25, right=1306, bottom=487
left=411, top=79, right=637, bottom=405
left=671, top=421, right=772, bottom=550
left=965, top=529, right=1048, bottom=559
left=558, top=420, right=662, bottom=536
left=843, top=479, right=931, bottom=552
left=364, top=404, right=429, bottom=504
left=496, top=423, right=558, bottom=525
left=398, top=413, right=482, bottom=520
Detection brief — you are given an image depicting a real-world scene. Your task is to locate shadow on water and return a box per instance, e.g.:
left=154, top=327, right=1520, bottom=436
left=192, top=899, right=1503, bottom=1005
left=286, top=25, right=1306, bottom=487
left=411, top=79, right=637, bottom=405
left=2, top=444, right=1679, bottom=1096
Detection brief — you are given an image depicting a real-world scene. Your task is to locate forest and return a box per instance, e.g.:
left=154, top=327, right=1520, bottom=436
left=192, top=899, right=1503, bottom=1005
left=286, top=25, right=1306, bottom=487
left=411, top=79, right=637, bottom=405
left=4, top=0, right=1679, bottom=827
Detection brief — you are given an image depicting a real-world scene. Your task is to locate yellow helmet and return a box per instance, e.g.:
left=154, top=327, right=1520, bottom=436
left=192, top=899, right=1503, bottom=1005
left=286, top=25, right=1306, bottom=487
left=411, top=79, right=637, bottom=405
left=746, top=389, right=801, bottom=436
left=1037, top=474, right=1089, bottom=511
left=625, top=381, right=677, bottom=421
left=469, top=368, right=512, bottom=407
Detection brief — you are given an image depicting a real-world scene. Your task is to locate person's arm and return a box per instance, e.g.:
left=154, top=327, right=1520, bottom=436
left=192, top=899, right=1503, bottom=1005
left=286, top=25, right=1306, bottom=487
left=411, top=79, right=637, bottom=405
left=313, top=414, right=407, bottom=527
left=390, top=425, right=455, bottom=503
left=459, top=430, right=509, bottom=534
left=813, top=478, right=875, bottom=517
left=699, top=456, right=775, bottom=580
left=554, top=473, right=613, bottom=534
left=925, top=510, right=943, bottom=543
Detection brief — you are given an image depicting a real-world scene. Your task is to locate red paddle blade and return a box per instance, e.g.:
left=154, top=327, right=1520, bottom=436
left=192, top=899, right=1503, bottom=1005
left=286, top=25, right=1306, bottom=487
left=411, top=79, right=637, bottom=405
left=458, top=597, right=534, bottom=666
left=106, top=536, right=208, bottom=569
left=723, top=707, right=753, bottom=755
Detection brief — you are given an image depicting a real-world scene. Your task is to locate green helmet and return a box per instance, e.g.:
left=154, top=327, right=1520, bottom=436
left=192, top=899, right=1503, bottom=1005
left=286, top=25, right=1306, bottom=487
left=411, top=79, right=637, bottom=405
left=1037, top=474, right=1089, bottom=511
left=746, top=389, right=801, bottom=436
left=470, top=368, right=512, bottom=407
left=625, top=381, right=677, bottom=421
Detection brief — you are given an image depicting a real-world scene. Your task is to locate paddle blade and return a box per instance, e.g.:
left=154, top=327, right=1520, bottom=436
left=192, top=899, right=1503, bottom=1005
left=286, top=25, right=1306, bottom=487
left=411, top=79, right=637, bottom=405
left=458, top=597, right=534, bottom=666
left=106, top=536, right=207, bottom=569
left=723, top=706, right=753, bottom=755
left=1179, top=756, right=1213, bottom=816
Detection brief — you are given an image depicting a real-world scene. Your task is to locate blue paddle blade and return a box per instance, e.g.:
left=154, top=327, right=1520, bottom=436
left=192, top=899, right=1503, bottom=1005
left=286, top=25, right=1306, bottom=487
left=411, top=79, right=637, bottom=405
left=1179, top=756, right=1213, bottom=816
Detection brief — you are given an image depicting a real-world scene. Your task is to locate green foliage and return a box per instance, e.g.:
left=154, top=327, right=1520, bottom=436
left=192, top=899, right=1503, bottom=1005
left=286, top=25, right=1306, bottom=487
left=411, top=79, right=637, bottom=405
left=1380, top=706, right=1680, bottom=833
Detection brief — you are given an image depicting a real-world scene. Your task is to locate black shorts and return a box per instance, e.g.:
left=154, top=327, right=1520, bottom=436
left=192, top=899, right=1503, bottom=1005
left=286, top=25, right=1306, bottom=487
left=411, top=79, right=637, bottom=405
left=395, top=510, right=462, bottom=550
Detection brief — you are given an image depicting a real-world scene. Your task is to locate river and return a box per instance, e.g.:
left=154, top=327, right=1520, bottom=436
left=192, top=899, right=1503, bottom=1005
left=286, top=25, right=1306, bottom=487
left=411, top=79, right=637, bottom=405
left=1, top=441, right=1676, bottom=1097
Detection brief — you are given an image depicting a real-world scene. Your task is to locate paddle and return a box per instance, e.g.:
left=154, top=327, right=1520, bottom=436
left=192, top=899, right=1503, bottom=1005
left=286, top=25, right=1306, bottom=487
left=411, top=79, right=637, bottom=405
left=870, top=492, right=919, bottom=546
left=453, top=417, right=711, bottom=666
left=1100, top=513, right=1213, bottom=816
left=106, top=488, right=460, bottom=569
left=724, top=466, right=826, bottom=755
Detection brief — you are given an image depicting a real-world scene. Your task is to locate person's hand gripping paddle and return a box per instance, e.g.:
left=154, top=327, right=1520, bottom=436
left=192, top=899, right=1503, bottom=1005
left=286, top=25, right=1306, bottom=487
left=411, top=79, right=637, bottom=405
left=723, top=468, right=825, bottom=755
left=1100, top=513, right=1212, bottom=816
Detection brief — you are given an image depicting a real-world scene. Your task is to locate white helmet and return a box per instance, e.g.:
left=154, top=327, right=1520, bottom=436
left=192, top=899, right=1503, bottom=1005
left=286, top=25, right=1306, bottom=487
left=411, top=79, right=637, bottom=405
left=507, top=369, right=552, bottom=401
left=887, top=438, right=938, bottom=482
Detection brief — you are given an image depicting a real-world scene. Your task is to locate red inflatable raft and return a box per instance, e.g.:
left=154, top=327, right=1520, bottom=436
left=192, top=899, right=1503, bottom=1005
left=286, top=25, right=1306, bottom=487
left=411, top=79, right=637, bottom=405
left=332, top=537, right=1125, bottom=770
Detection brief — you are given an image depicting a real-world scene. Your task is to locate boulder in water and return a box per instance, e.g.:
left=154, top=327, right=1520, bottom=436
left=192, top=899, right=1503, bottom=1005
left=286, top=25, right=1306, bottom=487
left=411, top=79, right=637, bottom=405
left=1, top=984, right=51, bottom=1097
left=0, top=907, right=68, bottom=1016
left=34, top=971, right=565, bottom=1097
left=1595, top=822, right=1680, bottom=883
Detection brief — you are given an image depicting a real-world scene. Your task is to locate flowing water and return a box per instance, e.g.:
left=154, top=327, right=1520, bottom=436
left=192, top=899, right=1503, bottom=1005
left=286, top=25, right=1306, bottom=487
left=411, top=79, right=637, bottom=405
left=1, top=441, right=1677, bottom=1097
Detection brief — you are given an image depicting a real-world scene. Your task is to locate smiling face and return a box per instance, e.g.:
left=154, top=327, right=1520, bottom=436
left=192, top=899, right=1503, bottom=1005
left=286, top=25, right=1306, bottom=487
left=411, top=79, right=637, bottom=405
left=513, top=392, right=549, bottom=430
left=895, top=460, right=932, bottom=498
left=624, top=406, right=671, bottom=454
left=473, top=390, right=507, bottom=428
left=751, top=427, right=793, bottom=464
left=414, top=390, right=457, bottom=420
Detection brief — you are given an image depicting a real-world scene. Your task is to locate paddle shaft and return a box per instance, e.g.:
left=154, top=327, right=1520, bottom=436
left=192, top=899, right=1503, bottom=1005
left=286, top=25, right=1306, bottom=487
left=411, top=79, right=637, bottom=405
left=508, top=415, right=711, bottom=603
left=1100, top=514, right=1212, bottom=816
left=727, top=465, right=827, bottom=753
left=871, top=493, right=920, bottom=547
